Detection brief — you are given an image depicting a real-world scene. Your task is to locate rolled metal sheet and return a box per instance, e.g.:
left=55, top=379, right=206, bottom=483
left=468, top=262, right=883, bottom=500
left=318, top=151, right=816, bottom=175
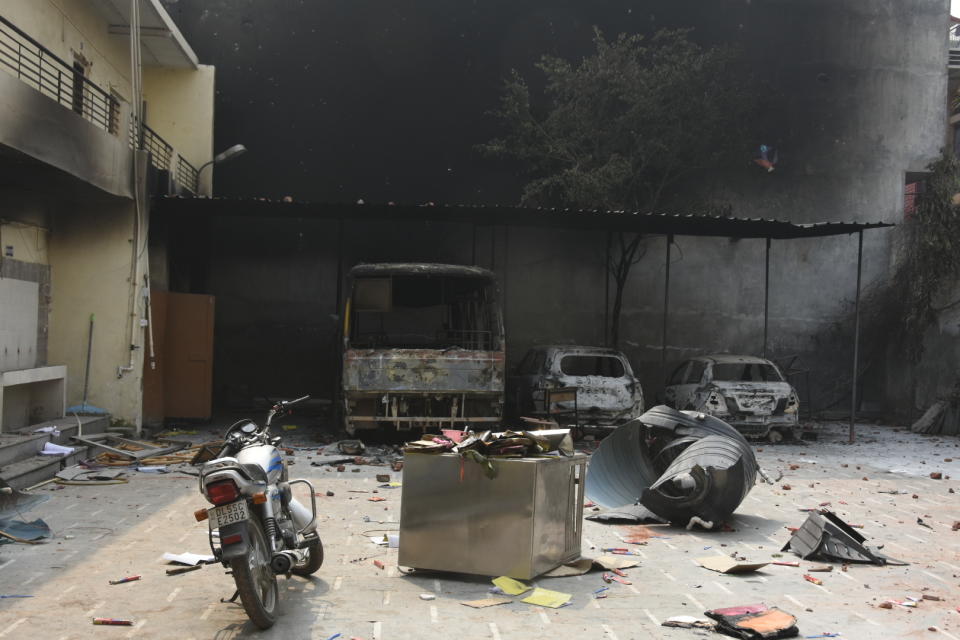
left=585, top=405, right=758, bottom=526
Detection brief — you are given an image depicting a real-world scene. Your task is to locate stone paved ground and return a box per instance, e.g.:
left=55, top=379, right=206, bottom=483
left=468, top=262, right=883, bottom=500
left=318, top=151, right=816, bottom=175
left=0, top=421, right=958, bottom=639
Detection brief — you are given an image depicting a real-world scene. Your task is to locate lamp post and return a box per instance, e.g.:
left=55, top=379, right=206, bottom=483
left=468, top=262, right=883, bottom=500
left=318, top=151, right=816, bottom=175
left=197, top=144, right=247, bottom=193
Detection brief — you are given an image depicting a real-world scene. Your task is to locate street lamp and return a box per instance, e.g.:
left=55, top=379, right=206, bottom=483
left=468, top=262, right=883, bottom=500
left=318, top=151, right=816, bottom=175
left=198, top=143, right=247, bottom=177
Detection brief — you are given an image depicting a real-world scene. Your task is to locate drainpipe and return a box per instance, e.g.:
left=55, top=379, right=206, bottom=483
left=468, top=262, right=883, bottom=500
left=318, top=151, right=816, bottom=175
left=118, top=0, right=144, bottom=381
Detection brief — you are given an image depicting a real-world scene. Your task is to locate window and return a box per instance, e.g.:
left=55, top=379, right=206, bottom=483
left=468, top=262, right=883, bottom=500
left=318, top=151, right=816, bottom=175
left=711, top=362, right=783, bottom=382
left=560, top=355, right=625, bottom=378
left=349, top=274, right=499, bottom=349
left=71, top=56, right=88, bottom=116
left=685, top=361, right=706, bottom=384
left=668, top=362, right=689, bottom=385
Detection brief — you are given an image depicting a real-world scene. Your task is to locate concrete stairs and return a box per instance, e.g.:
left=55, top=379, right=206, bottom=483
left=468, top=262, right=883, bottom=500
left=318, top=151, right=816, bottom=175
left=0, top=415, right=110, bottom=489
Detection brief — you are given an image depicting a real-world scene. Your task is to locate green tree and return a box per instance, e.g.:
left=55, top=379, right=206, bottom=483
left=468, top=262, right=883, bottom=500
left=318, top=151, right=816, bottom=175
left=482, top=28, right=757, bottom=347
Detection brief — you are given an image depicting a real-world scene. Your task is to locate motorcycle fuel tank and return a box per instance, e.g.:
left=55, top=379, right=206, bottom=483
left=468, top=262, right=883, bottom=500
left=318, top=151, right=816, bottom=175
left=237, top=444, right=284, bottom=484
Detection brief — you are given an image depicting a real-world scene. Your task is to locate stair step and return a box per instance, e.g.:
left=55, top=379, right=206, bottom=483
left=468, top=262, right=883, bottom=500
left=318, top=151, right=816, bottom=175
left=14, top=416, right=110, bottom=445
left=0, top=455, right=63, bottom=490
left=0, top=445, right=91, bottom=490
left=0, top=433, right=49, bottom=467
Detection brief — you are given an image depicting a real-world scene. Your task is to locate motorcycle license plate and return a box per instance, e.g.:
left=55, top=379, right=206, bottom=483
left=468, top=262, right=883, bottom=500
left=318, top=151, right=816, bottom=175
left=209, top=500, right=249, bottom=529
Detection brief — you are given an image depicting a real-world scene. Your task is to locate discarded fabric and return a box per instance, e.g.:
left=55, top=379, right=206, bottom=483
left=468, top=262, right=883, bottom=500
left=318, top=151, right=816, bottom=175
left=40, top=442, right=74, bottom=456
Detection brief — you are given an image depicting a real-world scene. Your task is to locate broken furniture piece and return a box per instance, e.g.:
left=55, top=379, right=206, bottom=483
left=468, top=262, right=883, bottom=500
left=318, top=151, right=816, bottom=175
left=70, top=433, right=189, bottom=461
left=399, top=451, right=586, bottom=579
left=782, top=509, right=906, bottom=565
left=585, top=405, right=758, bottom=527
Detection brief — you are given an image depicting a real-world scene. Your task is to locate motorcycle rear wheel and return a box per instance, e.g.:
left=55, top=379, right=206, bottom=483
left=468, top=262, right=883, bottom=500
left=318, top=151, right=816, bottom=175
left=291, top=537, right=324, bottom=576
left=230, top=519, right=279, bottom=630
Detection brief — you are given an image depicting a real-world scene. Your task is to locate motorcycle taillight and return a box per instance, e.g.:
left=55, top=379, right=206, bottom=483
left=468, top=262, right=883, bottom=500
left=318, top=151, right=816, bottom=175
left=206, top=479, right=240, bottom=505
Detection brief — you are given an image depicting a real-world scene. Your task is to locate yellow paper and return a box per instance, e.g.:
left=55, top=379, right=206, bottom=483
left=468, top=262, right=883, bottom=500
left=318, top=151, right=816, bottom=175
left=492, top=576, right=531, bottom=595
left=521, top=587, right=571, bottom=609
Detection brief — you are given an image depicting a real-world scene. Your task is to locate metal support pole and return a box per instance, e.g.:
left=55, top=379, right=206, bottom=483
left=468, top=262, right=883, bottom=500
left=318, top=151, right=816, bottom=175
left=763, top=237, right=771, bottom=358
left=604, top=231, right=611, bottom=346
left=849, top=230, right=863, bottom=444
left=661, top=234, right=673, bottom=383
left=471, top=223, right=477, bottom=265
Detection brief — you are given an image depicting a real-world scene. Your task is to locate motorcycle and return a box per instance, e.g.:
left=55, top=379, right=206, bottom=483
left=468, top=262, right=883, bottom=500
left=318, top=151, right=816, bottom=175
left=194, top=395, right=322, bottom=629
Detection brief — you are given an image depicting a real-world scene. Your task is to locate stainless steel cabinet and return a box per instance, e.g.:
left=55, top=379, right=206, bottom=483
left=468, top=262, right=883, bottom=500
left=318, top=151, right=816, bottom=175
left=399, top=452, right=586, bottom=579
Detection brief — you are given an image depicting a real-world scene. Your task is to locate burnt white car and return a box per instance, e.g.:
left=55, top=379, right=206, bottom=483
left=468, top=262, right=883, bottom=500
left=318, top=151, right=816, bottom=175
left=507, top=345, right=644, bottom=427
left=664, top=355, right=799, bottom=441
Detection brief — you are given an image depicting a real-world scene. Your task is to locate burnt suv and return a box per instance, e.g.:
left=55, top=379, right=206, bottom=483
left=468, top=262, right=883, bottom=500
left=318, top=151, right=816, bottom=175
left=506, top=345, right=644, bottom=427
left=664, top=354, right=799, bottom=441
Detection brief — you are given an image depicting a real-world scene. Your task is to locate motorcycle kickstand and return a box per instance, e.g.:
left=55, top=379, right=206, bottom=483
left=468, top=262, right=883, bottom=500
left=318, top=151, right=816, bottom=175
left=220, top=589, right=240, bottom=604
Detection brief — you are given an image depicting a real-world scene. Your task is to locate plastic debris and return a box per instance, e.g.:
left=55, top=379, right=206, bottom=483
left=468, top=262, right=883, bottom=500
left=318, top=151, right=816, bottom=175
left=804, top=574, right=823, bottom=585
left=419, top=594, right=436, bottom=601
left=109, top=576, right=141, bottom=585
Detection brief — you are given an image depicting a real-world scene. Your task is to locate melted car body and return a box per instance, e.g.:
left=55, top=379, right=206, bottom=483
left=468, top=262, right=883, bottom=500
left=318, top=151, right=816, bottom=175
left=664, top=354, right=799, bottom=440
left=506, top=345, right=644, bottom=427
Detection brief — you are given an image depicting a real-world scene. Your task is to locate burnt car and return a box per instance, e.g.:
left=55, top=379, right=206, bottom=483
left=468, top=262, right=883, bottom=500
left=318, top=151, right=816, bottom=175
left=664, top=354, right=799, bottom=441
left=341, top=263, right=505, bottom=435
left=506, top=345, right=644, bottom=427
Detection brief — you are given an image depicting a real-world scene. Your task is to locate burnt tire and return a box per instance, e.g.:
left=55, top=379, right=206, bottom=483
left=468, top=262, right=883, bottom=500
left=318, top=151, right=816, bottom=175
left=229, top=520, right=279, bottom=630
left=291, top=537, right=324, bottom=576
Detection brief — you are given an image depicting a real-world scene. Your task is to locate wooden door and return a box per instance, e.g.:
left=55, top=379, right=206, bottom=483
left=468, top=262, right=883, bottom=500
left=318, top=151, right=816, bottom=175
left=145, top=292, right=215, bottom=421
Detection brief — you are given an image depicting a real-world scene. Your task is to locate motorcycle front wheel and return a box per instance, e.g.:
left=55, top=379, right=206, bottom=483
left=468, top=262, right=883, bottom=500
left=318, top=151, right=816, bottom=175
left=230, top=518, right=279, bottom=630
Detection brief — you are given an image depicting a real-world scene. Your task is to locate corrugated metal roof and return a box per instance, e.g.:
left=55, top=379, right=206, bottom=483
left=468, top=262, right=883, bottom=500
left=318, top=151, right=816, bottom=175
left=154, top=196, right=893, bottom=239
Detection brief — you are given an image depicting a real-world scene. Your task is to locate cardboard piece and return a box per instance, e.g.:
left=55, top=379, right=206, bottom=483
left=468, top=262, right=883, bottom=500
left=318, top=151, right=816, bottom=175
left=521, top=587, right=571, bottom=609
left=697, top=556, right=769, bottom=574
left=460, top=597, right=513, bottom=609
left=492, top=576, right=531, bottom=595
left=542, top=557, right=594, bottom=577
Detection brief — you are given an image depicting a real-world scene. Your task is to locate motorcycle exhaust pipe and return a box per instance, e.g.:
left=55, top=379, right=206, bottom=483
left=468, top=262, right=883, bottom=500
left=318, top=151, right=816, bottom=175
left=270, top=551, right=298, bottom=574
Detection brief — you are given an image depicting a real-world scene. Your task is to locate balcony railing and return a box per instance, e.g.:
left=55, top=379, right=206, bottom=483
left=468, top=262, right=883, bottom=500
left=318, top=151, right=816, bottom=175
left=0, top=15, right=119, bottom=135
left=0, top=14, right=201, bottom=195
left=176, top=155, right=199, bottom=194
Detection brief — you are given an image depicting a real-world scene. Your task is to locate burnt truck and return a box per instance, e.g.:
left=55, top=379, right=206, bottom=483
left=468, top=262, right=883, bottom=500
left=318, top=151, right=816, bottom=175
left=340, top=264, right=505, bottom=434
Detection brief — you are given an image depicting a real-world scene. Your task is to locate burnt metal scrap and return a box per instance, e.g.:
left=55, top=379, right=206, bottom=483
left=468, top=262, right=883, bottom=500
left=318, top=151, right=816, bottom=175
left=0, top=479, right=48, bottom=520
left=782, top=510, right=906, bottom=565
left=585, top=405, right=758, bottom=527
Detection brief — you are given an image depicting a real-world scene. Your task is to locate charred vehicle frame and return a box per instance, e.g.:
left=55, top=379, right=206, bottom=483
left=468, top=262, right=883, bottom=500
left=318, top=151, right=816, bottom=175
left=664, top=354, right=799, bottom=441
left=340, top=264, right=505, bottom=434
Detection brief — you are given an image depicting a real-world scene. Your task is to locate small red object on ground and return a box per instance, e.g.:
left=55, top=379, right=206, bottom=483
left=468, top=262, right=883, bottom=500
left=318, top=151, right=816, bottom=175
left=373, top=560, right=385, bottom=569
left=92, top=618, right=133, bottom=626
left=803, top=574, right=823, bottom=585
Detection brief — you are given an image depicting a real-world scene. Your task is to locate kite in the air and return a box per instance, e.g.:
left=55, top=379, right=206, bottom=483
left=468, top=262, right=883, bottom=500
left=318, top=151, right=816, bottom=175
left=754, top=144, right=778, bottom=172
